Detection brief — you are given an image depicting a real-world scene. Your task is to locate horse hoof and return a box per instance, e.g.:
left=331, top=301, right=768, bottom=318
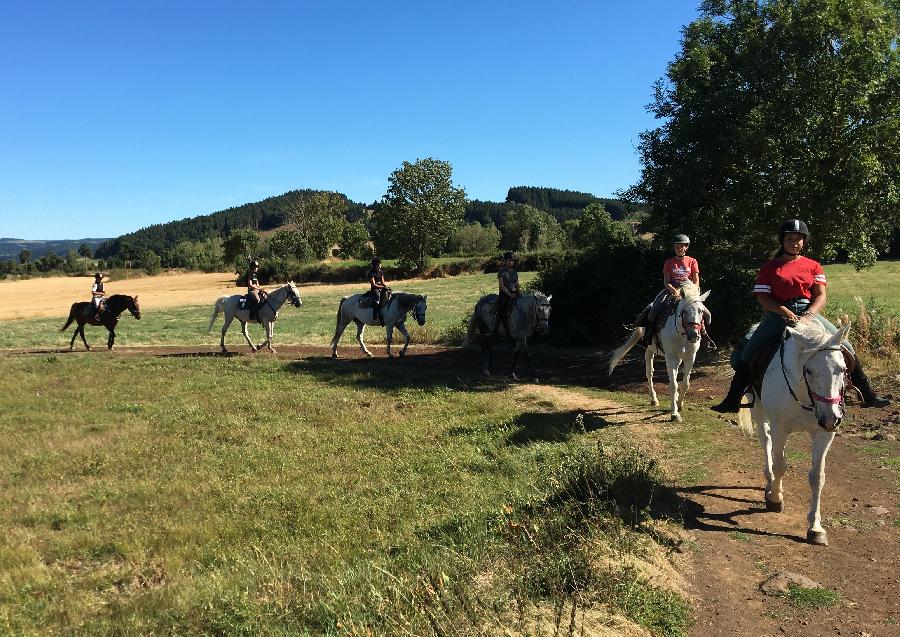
left=332, top=352, right=339, bottom=359
left=650, top=399, right=659, bottom=407
left=365, top=352, right=374, bottom=358
left=532, top=377, right=540, bottom=384
left=765, top=499, right=784, bottom=513
left=671, top=413, right=682, bottom=422
left=269, top=349, right=277, bottom=355
left=806, top=530, right=828, bottom=546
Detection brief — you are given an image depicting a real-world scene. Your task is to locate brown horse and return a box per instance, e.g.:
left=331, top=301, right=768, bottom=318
left=60, top=294, right=141, bottom=350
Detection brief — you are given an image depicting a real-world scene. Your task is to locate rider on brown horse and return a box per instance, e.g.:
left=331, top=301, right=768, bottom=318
left=91, top=273, right=105, bottom=321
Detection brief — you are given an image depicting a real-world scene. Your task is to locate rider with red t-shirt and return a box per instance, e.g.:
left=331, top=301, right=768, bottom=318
left=712, top=219, right=889, bottom=412
left=637, top=234, right=703, bottom=345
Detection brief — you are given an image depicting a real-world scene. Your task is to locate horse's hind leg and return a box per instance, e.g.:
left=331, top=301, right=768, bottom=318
left=355, top=320, right=373, bottom=357
left=79, top=325, right=91, bottom=351
left=480, top=338, right=492, bottom=376
left=807, top=431, right=835, bottom=545
left=645, top=347, right=659, bottom=406
left=240, top=320, right=257, bottom=352
left=107, top=329, right=115, bottom=350
left=220, top=314, right=235, bottom=353
left=70, top=325, right=80, bottom=350
left=386, top=324, right=395, bottom=358
left=331, top=318, right=350, bottom=357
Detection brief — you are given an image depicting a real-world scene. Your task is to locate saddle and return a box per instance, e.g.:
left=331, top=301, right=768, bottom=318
left=644, top=297, right=679, bottom=352
left=747, top=335, right=857, bottom=400
left=359, top=289, right=391, bottom=309
left=83, top=300, right=106, bottom=317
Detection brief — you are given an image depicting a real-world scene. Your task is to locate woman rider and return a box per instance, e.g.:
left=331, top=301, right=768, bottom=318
left=712, top=219, right=890, bottom=412
left=246, top=260, right=265, bottom=320
left=637, top=233, right=700, bottom=346
left=493, top=251, right=520, bottom=336
left=368, top=258, right=389, bottom=324
left=91, top=272, right=105, bottom=321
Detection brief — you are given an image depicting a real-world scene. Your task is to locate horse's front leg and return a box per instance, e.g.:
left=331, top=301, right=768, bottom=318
left=677, top=351, right=696, bottom=413
left=107, top=329, right=116, bottom=350
left=240, top=320, right=257, bottom=352
left=355, top=319, right=373, bottom=357
left=807, top=430, right=835, bottom=545
left=520, top=337, right=537, bottom=382
left=480, top=338, right=492, bottom=376
left=763, top=421, right=788, bottom=513
left=665, top=353, right=682, bottom=421
left=395, top=322, right=410, bottom=358
left=644, top=347, right=658, bottom=406
left=510, top=338, right=522, bottom=380
left=264, top=321, right=276, bottom=354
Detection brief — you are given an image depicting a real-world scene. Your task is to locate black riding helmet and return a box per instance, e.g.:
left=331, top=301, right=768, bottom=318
left=672, top=233, right=690, bottom=245
left=94, top=272, right=103, bottom=280
left=778, top=219, right=810, bottom=244
left=250, top=260, right=259, bottom=268
left=502, top=251, right=516, bottom=261
left=371, top=257, right=382, bottom=268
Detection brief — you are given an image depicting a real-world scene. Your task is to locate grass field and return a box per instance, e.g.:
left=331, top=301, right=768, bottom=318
left=0, top=353, right=687, bottom=635
left=0, top=272, right=537, bottom=350
left=823, top=260, right=900, bottom=313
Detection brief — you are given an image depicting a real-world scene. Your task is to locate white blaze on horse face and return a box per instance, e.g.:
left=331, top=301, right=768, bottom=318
left=807, top=350, right=846, bottom=431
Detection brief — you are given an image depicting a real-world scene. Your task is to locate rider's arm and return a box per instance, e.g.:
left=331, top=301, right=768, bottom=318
left=802, top=283, right=826, bottom=317
left=370, top=275, right=384, bottom=289
left=498, top=273, right=513, bottom=297
left=755, top=292, right=800, bottom=323
left=663, top=270, right=680, bottom=296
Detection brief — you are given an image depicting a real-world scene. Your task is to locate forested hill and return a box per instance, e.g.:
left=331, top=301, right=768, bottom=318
left=466, top=187, right=640, bottom=226
left=0, top=238, right=108, bottom=261
left=95, top=189, right=364, bottom=259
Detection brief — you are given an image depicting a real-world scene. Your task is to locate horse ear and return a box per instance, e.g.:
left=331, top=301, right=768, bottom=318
left=546, top=294, right=553, bottom=302
left=699, top=290, right=710, bottom=301
left=836, top=322, right=851, bottom=343
left=423, top=295, right=427, bottom=300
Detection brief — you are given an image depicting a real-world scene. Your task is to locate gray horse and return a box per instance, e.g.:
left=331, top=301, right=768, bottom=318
left=331, top=292, right=427, bottom=358
left=207, top=282, right=302, bottom=354
left=465, top=291, right=552, bottom=379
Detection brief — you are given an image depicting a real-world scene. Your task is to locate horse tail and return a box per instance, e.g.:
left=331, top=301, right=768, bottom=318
left=207, top=296, right=227, bottom=332
left=737, top=395, right=756, bottom=435
left=463, top=300, right=485, bottom=347
left=606, top=327, right=643, bottom=376
left=336, top=297, right=348, bottom=328
left=60, top=304, right=77, bottom=331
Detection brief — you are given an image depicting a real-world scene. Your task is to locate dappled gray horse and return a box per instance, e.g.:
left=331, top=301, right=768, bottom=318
left=465, top=291, right=552, bottom=379
left=207, top=282, right=302, bottom=354
left=331, top=292, right=427, bottom=358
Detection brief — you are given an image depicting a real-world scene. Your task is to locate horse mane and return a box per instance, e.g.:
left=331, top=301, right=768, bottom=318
left=680, top=282, right=701, bottom=301
left=393, top=292, right=423, bottom=312
left=790, top=321, right=835, bottom=352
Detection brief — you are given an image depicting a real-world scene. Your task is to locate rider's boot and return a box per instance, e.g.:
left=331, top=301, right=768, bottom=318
left=850, top=364, right=891, bottom=408
left=711, top=363, right=751, bottom=413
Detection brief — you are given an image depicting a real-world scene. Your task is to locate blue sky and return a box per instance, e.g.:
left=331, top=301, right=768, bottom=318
left=0, top=1, right=700, bottom=239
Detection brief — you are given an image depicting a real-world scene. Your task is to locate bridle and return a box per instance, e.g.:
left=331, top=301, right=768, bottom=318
left=413, top=299, right=427, bottom=324
left=533, top=297, right=551, bottom=332
left=676, top=299, right=706, bottom=340
left=780, top=341, right=847, bottom=418
left=287, top=285, right=302, bottom=307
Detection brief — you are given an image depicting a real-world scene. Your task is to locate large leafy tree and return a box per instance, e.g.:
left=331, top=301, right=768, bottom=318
left=285, top=191, right=348, bottom=259
left=372, top=158, right=467, bottom=272
left=628, top=0, right=900, bottom=268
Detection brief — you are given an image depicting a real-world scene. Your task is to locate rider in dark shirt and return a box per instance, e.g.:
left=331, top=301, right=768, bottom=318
left=493, top=252, right=520, bottom=336
left=368, top=258, right=389, bottom=324
left=91, top=272, right=105, bottom=321
left=246, top=260, right=265, bottom=320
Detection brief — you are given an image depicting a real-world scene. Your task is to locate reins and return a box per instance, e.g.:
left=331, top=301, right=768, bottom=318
left=778, top=336, right=846, bottom=415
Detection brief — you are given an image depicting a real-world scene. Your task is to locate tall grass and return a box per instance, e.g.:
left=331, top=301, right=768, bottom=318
left=826, top=296, right=900, bottom=358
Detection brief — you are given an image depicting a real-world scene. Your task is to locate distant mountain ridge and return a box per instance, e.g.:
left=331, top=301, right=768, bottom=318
left=0, top=238, right=109, bottom=261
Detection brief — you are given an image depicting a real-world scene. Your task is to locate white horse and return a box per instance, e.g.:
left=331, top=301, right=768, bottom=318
left=207, top=282, right=302, bottom=354
left=331, top=292, right=427, bottom=358
left=738, top=321, right=851, bottom=546
left=464, top=292, right=552, bottom=380
left=607, top=283, right=711, bottom=422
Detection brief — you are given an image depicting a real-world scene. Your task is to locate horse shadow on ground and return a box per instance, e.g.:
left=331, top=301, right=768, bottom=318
left=155, top=351, right=239, bottom=358
left=285, top=349, right=513, bottom=393
left=653, top=483, right=810, bottom=545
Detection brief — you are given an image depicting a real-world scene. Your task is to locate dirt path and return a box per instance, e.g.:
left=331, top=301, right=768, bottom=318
left=511, top=382, right=900, bottom=636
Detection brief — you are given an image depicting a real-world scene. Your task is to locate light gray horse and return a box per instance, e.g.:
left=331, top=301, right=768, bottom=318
left=207, top=281, right=302, bottom=354
left=465, top=291, right=552, bottom=379
left=607, top=283, right=711, bottom=422
left=331, top=292, right=427, bottom=358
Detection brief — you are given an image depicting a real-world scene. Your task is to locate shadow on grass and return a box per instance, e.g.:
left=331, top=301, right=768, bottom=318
left=506, top=409, right=621, bottom=445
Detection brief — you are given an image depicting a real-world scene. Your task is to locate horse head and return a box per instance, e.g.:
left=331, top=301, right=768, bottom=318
left=129, top=295, right=142, bottom=320
left=286, top=281, right=303, bottom=308
left=679, top=290, right=710, bottom=343
left=789, top=321, right=851, bottom=432
left=531, top=292, right=552, bottom=336
left=413, top=295, right=427, bottom=326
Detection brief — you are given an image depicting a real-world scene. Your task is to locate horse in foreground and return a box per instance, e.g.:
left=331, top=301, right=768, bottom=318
left=738, top=321, right=851, bottom=546
left=207, top=282, right=302, bottom=354
left=607, top=283, right=711, bottom=422
left=331, top=292, right=427, bottom=358
left=465, top=291, right=552, bottom=380
left=61, top=294, right=142, bottom=350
